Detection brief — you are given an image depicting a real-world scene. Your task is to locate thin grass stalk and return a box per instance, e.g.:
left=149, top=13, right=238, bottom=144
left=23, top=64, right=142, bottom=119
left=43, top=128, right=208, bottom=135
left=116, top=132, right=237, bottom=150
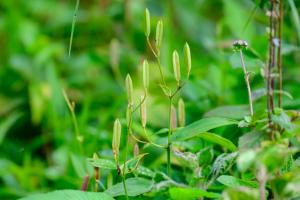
left=167, top=98, right=172, bottom=176
left=277, top=0, right=284, bottom=108
left=68, top=0, right=80, bottom=57
left=239, top=50, right=253, bottom=116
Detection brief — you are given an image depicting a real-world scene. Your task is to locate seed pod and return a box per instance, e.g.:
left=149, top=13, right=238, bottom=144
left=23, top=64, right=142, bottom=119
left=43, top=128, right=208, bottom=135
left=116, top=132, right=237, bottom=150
left=178, top=98, right=185, bottom=127
left=172, top=50, right=181, bottom=86
left=143, top=60, right=149, bottom=92
left=134, top=143, right=139, bottom=157
left=145, top=8, right=150, bottom=37
left=155, top=20, right=163, bottom=53
left=170, top=105, right=177, bottom=130
left=125, top=74, right=133, bottom=106
left=140, top=96, right=147, bottom=128
left=112, top=119, right=121, bottom=165
left=184, top=42, right=191, bottom=79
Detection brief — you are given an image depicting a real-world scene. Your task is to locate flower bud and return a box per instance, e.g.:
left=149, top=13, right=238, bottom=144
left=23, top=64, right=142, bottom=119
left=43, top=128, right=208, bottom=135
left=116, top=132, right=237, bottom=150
left=134, top=143, right=139, bottom=157
left=145, top=8, right=151, bottom=37
left=184, top=42, right=191, bottom=79
left=172, top=50, right=181, bottom=86
left=155, top=20, right=163, bottom=53
left=112, top=119, right=121, bottom=165
left=143, top=60, right=149, bottom=92
left=125, top=74, right=133, bottom=106
left=178, top=98, right=185, bottom=127
left=140, top=96, right=147, bottom=128
left=171, top=105, right=177, bottom=130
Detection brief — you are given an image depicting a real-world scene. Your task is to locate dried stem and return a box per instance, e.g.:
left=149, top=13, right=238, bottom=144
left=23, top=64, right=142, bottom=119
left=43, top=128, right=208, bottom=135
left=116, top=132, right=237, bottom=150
left=239, top=50, right=254, bottom=116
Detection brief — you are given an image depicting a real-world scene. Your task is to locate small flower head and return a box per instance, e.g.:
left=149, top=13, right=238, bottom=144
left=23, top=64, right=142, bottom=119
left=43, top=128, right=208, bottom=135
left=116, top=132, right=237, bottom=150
left=233, top=40, right=248, bottom=51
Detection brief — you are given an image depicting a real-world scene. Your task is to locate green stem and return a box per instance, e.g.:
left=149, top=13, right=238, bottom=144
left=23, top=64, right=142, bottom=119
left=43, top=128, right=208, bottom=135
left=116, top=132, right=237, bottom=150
left=68, top=0, right=80, bottom=57
left=167, top=98, right=172, bottom=176
left=121, top=104, right=132, bottom=200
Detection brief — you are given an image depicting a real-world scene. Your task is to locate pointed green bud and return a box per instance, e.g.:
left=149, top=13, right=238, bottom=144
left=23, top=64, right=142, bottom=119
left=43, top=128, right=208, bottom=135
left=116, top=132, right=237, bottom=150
left=155, top=20, right=163, bottom=53
left=178, top=98, right=185, bottom=127
left=145, top=8, right=151, bottom=37
left=172, top=50, right=181, bottom=86
left=140, top=96, right=147, bottom=128
left=93, top=153, right=99, bottom=160
left=171, top=105, right=177, bottom=130
left=112, top=119, right=121, bottom=165
left=125, top=74, right=133, bottom=106
left=184, top=42, right=191, bottom=79
left=143, top=60, right=149, bottom=92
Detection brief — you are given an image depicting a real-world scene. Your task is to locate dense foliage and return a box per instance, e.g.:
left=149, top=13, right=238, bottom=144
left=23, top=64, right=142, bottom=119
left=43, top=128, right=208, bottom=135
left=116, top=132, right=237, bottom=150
left=1, top=0, right=300, bottom=199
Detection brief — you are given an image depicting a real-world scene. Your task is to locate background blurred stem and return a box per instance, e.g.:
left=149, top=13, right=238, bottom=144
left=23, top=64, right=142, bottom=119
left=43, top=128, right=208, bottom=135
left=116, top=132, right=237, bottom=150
left=167, top=98, right=172, bottom=176
left=68, top=0, right=80, bottom=57
left=277, top=0, right=283, bottom=108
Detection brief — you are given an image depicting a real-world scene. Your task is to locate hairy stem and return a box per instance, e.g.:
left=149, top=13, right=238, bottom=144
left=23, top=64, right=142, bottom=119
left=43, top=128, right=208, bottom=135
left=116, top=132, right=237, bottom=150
left=239, top=50, right=253, bottom=116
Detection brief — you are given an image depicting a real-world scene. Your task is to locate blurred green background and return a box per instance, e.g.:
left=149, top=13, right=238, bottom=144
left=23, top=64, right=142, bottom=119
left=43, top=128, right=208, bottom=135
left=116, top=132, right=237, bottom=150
left=0, top=0, right=300, bottom=199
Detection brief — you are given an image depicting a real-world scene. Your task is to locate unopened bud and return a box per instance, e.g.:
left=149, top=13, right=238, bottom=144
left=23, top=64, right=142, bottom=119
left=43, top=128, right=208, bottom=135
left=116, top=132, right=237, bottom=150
left=184, top=42, right=191, bottom=79
left=145, top=8, right=151, bottom=37
left=172, top=50, right=181, bottom=86
left=143, top=60, right=149, bottom=92
left=171, top=105, right=177, bottom=130
left=178, top=98, right=185, bottom=127
left=125, top=74, right=133, bottom=106
left=155, top=20, right=163, bottom=54
left=112, top=119, right=121, bottom=165
left=134, top=143, right=139, bottom=157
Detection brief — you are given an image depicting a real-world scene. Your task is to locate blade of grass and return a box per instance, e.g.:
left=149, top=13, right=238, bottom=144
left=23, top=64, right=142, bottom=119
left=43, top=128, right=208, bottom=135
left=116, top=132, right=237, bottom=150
left=68, top=0, right=80, bottom=57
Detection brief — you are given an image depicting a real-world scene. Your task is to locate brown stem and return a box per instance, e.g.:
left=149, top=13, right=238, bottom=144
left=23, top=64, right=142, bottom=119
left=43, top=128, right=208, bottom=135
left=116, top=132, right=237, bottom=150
left=277, top=0, right=284, bottom=108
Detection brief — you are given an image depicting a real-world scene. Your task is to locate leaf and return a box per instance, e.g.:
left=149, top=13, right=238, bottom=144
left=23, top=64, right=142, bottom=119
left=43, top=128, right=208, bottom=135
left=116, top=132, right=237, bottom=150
left=237, top=150, right=256, bottom=172
left=88, top=158, right=117, bottom=170
left=19, top=190, right=114, bottom=200
left=171, top=117, right=237, bottom=142
left=238, top=131, right=267, bottom=150
left=120, top=153, right=148, bottom=174
left=135, top=166, right=155, bottom=178
left=198, top=132, right=237, bottom=152
left=217, top=175, right=258, bottom=188
left=169, top=187, right=220, bottom=199
left=105, top=177, right=153, bottom=197
left=211, top=152, right=238, bottom=178
left=204, top=105, right=249, bottom=120
left=0, top=112, right=23, bottom=145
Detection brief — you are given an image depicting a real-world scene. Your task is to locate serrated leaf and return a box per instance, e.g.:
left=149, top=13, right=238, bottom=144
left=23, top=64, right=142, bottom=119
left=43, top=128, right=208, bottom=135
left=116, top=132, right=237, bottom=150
left=198, top=132, right=237, bottom=152
left=171, top=117, right=237, bottom=142
left=19, top=190, right=114, bottom=200
left=169, top=187, right=220, bottom=199
left=217, top=175, right=258, bottom=188
left=105, top=177, right=153, bottom=197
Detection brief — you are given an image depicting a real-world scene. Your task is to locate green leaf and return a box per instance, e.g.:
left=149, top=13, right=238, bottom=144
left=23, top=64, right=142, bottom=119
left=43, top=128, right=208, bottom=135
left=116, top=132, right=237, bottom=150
left=19, top=190, right=114, bottom=200
left=238, top=131, right=267, bottom=150
left=204, top=105, right=249, bottom=120
left=169, top=187, right=220, bottom=199
left=237, top=150, right=256, bottom=172
left=0, top=112, right=23, bottom=145
left=198, top=132, right=237, bottom=152
left=105, top=177, right=154, bottom=197
left=211, top=152, right=238, bottom=178
left=171, top=117, right=237, bottom=142
left=217, top=175, right=258, bottom=188
left=88, top=158, right=117, bottom=170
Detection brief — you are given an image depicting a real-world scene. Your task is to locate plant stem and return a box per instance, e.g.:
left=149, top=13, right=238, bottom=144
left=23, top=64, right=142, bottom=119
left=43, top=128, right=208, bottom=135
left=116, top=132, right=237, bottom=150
left=267, top=0, right=276, bottom=135
left=239, top=50, right=254, bottom=116
left=167, top=98, right=172, bottom=176
left=68, top=0, right=80, bottom=57
left=121, top=104, right=132, bottom=200
left=146, top=37, right=166, bottom=86
left=277, top=0, right=284, bottom=108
